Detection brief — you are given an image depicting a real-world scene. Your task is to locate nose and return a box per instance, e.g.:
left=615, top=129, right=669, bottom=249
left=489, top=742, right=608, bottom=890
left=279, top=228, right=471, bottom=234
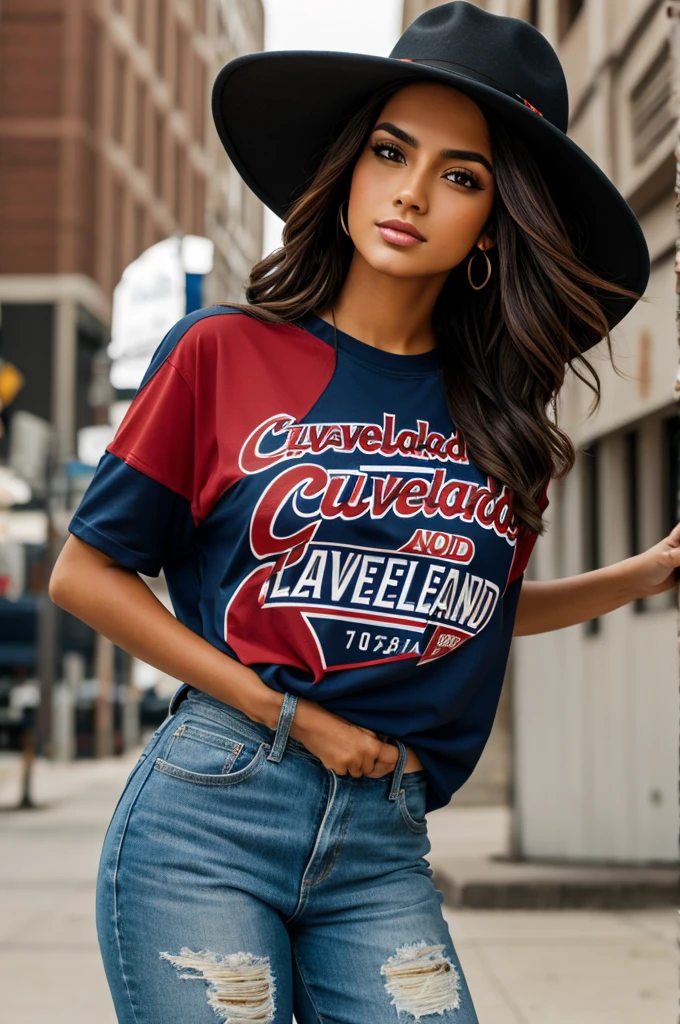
left=395, top=198, right=420, bottom=214
left=393, top=170, right=428, bottom=214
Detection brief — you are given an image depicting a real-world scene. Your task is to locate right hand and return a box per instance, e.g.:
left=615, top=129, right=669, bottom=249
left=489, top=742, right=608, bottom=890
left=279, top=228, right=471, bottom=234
left=290, top=698, right=400, bottom=778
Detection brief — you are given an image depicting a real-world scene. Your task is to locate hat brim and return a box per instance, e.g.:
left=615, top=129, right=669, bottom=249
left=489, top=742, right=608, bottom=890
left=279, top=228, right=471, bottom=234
left=212, top=51, right=650, bottom=336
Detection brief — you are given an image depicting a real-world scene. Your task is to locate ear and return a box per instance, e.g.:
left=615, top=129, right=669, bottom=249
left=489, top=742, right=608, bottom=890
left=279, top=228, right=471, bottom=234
left=478, top=221, right=496, bottom=251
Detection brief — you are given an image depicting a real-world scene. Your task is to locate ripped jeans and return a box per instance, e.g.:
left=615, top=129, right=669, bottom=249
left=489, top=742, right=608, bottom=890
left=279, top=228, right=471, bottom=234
left=96, top=687, right=480, bottom=1023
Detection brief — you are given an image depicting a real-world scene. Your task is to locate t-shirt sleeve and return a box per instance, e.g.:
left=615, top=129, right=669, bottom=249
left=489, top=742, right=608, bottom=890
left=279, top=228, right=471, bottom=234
left=505, top=477, right=550, bottom=589
left=68, top=324, right=197, bottom=577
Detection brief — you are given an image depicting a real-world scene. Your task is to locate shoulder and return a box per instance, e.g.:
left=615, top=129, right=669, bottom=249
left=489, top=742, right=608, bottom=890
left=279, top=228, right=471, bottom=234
left=139, top=305, right=334, bottom=393
left=137, top=305, right=246, bottom=390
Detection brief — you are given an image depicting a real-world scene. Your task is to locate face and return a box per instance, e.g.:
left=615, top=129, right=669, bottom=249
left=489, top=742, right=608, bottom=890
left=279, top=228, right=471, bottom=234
left=347, top=82, right=495, bottom=279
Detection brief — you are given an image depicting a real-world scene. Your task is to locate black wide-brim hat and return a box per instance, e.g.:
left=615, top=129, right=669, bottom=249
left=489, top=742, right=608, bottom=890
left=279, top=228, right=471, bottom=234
left=212, top=1, right=650, bottom=336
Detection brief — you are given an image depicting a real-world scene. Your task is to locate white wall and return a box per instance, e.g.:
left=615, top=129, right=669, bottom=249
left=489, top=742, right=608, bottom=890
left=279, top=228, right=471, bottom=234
left=513, top=425, right=678, bottom=863
left=511, top=0, right=678, bottom=864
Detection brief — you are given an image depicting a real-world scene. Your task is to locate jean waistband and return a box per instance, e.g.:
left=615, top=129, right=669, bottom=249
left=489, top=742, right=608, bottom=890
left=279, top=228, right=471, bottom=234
left=175, top=687, right=409, bottom=800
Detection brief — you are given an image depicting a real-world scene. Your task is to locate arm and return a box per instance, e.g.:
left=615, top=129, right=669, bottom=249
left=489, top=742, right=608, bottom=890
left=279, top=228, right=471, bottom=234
left=49, top=534, right=398, bottom=778
left=50, top=535, right=287, bottom=728
left=513, top=521, right=680, bottom=636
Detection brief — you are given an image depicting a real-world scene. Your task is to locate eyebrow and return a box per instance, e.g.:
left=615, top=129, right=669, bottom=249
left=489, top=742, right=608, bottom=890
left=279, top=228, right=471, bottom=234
left=373, top=121, right=493, bottom=174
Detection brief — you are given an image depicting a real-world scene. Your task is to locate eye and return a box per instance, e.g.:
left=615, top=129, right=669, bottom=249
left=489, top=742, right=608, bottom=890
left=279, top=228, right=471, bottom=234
left=445, top=168, right=483, bottom=190
left=371, top=141, right=484, bottom=191
left=370, top=140, right=405, bottom=163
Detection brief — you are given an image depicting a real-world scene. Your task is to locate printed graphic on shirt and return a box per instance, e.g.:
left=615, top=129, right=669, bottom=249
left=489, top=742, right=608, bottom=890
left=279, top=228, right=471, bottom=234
left=70, top=308, right=545, bottom=812
left=238, top=412, right=470, bottom=470
left=226, top=412, right=519, bottom=672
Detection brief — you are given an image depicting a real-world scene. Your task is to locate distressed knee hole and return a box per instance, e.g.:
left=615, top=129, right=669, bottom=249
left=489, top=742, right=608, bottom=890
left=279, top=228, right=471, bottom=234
left=159, top=947, right=276, bottom=1023
left=380, top=940, right=461, bottom=1019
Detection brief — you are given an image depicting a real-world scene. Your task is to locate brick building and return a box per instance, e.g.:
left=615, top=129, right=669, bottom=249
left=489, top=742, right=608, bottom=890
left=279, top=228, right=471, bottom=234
left=0, top=0, right=264, bottom=461
left=0, top=0, right=264, bottom=753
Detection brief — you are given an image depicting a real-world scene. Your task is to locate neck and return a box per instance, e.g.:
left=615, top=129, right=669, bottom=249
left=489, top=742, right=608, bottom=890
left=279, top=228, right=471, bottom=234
left=317, top=251, right=448, bottom=355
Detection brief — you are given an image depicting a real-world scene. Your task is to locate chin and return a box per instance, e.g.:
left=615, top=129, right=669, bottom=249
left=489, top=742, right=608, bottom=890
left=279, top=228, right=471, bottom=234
left=359, top=246, right=427, bottom=277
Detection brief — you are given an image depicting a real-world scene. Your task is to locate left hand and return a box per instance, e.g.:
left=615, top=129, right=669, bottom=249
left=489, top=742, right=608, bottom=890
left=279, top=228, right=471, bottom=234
left=627, top=522, right=680, bottom=598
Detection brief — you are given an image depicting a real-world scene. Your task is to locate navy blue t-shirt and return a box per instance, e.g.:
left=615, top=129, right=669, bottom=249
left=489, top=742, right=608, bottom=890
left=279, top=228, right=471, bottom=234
left=69, top=305, right=547, bottom=811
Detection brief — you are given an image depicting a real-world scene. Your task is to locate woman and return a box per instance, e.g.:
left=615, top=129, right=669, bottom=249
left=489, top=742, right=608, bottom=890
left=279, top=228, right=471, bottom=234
left=50, top=4, right=679, bottom=1022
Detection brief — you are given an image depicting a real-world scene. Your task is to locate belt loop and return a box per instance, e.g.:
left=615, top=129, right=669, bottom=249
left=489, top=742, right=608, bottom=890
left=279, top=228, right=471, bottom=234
left=388, top=740, right=407, bottom=801
left=267, top=692, right=298, bottom=763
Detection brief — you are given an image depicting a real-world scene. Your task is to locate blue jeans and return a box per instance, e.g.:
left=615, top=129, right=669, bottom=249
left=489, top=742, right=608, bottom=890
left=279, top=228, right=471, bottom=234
left=96, top=687, right=479, bottom=1023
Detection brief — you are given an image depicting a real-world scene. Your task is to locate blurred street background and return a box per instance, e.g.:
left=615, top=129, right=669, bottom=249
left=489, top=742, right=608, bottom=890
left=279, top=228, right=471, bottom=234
left=0, top=1, right=677, bottom=1021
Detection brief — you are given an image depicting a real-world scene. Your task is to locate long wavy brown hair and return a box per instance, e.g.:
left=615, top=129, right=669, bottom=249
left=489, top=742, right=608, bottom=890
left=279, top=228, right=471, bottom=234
left=220, top=81, right=644, bottom=535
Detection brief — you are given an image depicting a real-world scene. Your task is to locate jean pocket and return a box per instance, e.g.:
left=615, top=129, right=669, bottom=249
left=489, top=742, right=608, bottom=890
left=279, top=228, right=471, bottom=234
left=123, top=716, right=172, bottom=787
left=153, top=716, right=270, bottom=786
left=397, top=774, right=429, bottom=834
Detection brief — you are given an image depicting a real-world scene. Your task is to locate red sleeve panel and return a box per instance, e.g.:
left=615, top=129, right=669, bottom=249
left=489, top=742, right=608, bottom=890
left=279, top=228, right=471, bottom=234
left=108, top=361, right=196, bottom=502
left=107, top=308, right=337, bottom=526
left=505, top=477, right=551, bottom=590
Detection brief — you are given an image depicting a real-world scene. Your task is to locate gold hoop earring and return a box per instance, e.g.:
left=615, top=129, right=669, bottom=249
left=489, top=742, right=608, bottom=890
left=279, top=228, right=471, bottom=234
left=338, top=199, right=350, bottom=237
left=467, top=247, right=492, bottom=290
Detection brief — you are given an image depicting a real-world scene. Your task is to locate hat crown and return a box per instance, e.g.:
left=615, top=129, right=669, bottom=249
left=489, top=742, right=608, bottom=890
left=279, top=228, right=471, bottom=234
left=390, top=1, right=569, bottom=132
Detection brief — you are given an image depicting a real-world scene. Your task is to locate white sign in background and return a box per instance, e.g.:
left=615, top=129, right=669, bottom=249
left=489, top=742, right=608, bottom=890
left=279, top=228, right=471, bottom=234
left=73, top=236, right=215, bottom=468
left=107, top=235, right=214, bottom=392
left=107, top=236, right=186, bottom=392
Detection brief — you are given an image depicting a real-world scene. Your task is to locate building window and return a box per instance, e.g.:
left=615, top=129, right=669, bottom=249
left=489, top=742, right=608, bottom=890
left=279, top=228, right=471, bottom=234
left=134, top=79, right=146, bottom=169
left=174, top=22, right=185, bottom=111
left=111, top=179, right=125, bottom=286
left=241, top=178, right=251, bottom=234
left=174, top=141, right=185, bottom=224
left=558, top=0, right=584, bottom=41
left=657, top=414, right=680, bottom=610
left=664, top=413, right=680, bottom=534
left=112, top=51, right=127, bottom=145
left=135, top=0, right=146, bottom=44
left=193, top=56, right=206, bottom=144
left=582, top=442, right=600, bottom=635
left=194, top=0, right=207, bottom=33
left=624, top=431, right=646, bottom=614
left=192, top=172, right=205, bottom=234
left=630, top=40, right=674, bottom=166
left=175, top=22, right=183, bottom=111
left=154, top=110, right=165, bottom=198
left=133, top=202, right=145, bottom=258
left=155, top=0, right=167, bottom=78
left=83, top=17, right=102, bottom=130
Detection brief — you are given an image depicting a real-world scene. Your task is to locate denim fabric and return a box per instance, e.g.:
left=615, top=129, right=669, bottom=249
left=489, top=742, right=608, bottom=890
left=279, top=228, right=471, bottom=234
left=96, top=688, right=480, bottom=1023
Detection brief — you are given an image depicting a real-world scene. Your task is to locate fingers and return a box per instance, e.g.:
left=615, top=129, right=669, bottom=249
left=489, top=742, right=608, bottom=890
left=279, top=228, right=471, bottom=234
left=364, top=741, right=400, bottom=779
left=344, top=740, right=399, bottom=779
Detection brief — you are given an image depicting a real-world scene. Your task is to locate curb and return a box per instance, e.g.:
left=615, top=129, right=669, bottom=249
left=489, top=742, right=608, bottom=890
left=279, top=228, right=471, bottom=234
left=433, top=869, right=679, bottom=910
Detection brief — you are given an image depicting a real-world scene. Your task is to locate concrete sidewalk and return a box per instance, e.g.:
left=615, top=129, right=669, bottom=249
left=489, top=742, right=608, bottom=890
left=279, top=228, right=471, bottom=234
left=0, top=752, right=676, bottom=1023
left=427, top=803, right=679, bottom=909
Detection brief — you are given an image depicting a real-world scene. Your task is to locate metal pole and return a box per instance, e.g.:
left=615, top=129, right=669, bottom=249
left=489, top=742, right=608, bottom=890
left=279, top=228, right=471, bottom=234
left=34, top=524, right=58, bottom=757
left=34, top=447, right=62, bottom=759
left=94, top=633, right=115, bottom=759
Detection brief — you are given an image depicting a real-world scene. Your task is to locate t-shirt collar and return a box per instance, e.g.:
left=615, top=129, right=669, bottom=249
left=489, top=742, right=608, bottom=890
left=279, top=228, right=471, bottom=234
left=296, top=312, right=441, bottom=375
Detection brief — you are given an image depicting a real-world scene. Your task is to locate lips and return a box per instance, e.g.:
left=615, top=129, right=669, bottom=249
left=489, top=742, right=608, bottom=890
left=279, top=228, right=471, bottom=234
left=376, top=219, right=426, bottom=241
